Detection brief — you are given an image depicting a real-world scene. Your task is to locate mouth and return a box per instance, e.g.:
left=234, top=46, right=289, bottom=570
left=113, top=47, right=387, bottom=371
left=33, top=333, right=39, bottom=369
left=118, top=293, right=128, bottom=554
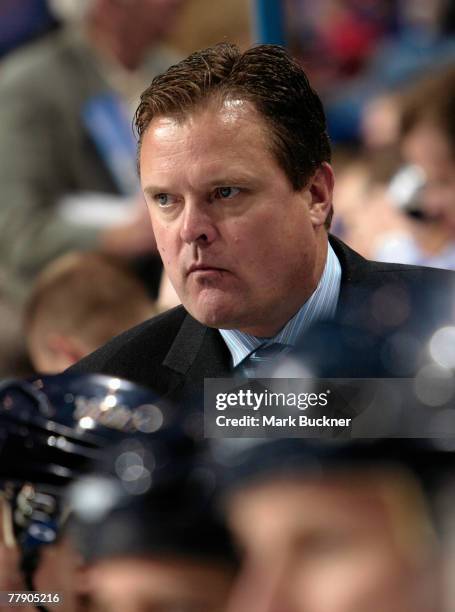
left=186, top=264, right=227, bottom=276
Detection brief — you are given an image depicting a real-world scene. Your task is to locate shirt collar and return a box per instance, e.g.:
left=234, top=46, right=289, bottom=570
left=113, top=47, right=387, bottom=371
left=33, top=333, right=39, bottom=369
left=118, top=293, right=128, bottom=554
left=219, top=243, right=342, bottom=367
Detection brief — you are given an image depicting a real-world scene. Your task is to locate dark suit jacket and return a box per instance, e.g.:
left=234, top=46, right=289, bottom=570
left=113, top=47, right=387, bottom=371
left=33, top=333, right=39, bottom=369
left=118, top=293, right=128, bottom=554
left=70, top=237, right=455, bottom=403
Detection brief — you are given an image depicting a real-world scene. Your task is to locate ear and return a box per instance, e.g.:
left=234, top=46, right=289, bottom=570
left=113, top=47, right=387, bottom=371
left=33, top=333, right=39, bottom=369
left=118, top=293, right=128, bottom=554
left=47, top=333, right=88, bottom=369
left=307, top=162, right=335, bottom=227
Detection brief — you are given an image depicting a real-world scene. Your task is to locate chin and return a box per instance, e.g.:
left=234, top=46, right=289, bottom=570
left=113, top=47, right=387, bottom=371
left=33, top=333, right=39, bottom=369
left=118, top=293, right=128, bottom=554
left=187, top=301, right=239, bottom=329
left=183, top=289, right=242, bottom=329
left=193, top=310, right=233, bottom=329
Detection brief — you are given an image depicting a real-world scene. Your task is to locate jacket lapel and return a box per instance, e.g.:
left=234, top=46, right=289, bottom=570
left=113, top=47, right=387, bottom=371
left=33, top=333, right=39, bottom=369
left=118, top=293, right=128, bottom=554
left=161, top=313, right=232, bottom=402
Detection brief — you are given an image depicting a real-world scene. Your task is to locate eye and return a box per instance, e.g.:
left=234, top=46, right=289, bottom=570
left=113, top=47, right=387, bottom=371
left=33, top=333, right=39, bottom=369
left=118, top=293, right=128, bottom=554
left=213, top=186, right=240, bottom=200
left=153, top=193, right=175, bottom=207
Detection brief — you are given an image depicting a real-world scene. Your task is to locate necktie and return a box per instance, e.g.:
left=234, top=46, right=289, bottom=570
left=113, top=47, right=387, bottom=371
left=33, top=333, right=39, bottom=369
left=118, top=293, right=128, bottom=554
left=241, top=343, right=291, bottom=378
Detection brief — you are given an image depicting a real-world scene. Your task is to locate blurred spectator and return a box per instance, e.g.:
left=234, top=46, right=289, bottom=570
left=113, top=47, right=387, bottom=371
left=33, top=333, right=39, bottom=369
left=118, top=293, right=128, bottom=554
left=220, top=439, right=446, bottom=612
left=374, top=67, right=455, bottom=269
left=286, top=0, right=394, bottom=93
left=24, top=252, right=157, bottom=373
left=0, top=0, right=185, bottom=308
left=323, top=0, right=455, bottom=142
left=0, top=0, right=59, bottom=60
left=331, top=147, right=408, bottom=257
left=68, top=437, right=237, bottom=612
left=0, top=372, right=191, bottom=611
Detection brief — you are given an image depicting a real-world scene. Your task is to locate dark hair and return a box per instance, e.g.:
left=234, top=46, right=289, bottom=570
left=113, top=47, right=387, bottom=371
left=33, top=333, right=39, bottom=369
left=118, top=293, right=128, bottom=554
left=135, top=43, right=332, bottom=225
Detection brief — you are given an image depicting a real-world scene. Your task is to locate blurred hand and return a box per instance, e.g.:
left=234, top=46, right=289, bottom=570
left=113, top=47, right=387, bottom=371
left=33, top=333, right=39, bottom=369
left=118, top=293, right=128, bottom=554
left=100, top=196, right=157, bottom=257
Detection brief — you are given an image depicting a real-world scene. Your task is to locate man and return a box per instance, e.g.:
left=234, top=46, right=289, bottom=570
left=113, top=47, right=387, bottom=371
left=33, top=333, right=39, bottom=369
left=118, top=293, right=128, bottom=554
left=218, top=439, right=446, bottom=612
left=71, top=43, right=455, bottom=399
left=0, top=0, right=185, bottom=304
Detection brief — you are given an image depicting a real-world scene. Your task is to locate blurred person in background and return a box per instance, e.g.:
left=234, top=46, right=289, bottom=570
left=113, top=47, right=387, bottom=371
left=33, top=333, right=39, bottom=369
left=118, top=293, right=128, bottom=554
left=0, top=0, right=185, bottom=312
left=285, top=0, right=395, bottom=96
left=0, top=0, right=185, bottom=378
left=330, top=147, right=407, bottom=257
left=319, top=0, right=455, bottom=143
left=0, top=0, right=63, bottom=379
left=0, top=375, right=191, bottom=612
left=374, top=66, right=455, bottom=269
left=218, top=439, right=446, bottom=612
left=68, top=438, right=236, bottom=612
left=24, top=252, right=157, bottom=374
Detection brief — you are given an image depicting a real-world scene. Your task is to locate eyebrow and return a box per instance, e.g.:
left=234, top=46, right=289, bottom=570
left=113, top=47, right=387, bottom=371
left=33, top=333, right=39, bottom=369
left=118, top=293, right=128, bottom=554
left=143, top=185, right=168, bottom=198
left=206, top=175, right=257, bottom=187
left=143, top=175, right=259, bottom=196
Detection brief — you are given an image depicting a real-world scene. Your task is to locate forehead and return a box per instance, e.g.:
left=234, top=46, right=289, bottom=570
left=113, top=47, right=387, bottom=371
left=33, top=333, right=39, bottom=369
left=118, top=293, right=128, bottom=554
left=139, top=99, right=277, bottom=178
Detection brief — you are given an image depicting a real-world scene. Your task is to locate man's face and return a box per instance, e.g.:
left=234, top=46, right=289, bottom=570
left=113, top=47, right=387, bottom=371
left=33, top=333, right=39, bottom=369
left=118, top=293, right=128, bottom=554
left=140, top=101, right=332, bottom=337
left=86, top=557, right=233, bottom=612
left=227, top=475, right=439, bottom=612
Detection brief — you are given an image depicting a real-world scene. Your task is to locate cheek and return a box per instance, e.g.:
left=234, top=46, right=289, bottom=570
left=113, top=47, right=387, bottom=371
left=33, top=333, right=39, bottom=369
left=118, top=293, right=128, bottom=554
left=153, top=224, right=174, bottom=261
left=231, top=221, right=278, bottom=258
left=157, top=240, right=168, bottom=258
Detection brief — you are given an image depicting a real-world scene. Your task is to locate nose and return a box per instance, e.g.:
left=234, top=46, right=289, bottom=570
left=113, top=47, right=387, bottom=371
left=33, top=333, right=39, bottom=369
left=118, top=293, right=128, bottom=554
left=179, top=199, right=218, bottom=246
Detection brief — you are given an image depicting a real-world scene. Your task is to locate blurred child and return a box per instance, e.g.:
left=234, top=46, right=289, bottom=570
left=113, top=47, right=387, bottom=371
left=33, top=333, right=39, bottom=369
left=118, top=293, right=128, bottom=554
left=24, top=251, right=157, bottom=373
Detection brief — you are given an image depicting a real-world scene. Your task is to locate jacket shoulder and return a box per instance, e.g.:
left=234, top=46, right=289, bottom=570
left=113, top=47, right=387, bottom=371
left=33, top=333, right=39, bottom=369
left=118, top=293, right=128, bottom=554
left=356, top=258, right=455, bottom=282
left=330, top=234, right=455, bottom=284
